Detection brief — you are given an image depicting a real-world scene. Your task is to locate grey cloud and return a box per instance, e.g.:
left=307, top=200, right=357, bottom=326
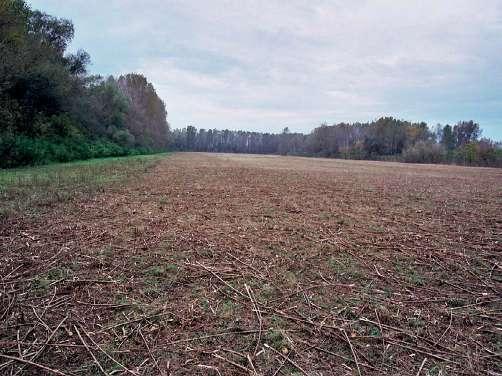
left=28, top=0, right=502, bottom=137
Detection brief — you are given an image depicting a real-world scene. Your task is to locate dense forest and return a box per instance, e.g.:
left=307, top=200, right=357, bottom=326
left=171, top=119, right=502, bottom=167
left=0, top=0, right=169, bottom=168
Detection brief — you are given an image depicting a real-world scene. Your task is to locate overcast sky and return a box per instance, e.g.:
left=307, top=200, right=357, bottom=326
left=29, top=0, right=502, bottom=139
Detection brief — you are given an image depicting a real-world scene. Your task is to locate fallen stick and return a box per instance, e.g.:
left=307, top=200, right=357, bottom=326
left=74, top=325, right=108, bottom=375
left=358, top=317, right=462, bottom=357
left=100, top=311, right=173, bottom=332
left=166, top=330, right=260, bottom=346
left=193, top=261, right=248, bottom=299
left=271, top=357, right=287, bottom=376
left=384, top=339, right=457, bottom=364
left=80, top=324, right=138, bottom=376
left=416, top=357, right=427, bottom=376
left=296, top=339, right=377, bottom=371
left=434, top=310, right=453, bottom=346
left=0, top=354, right=67, bottom=376
left=213, top=353, right=252, bottom=373
left=139, top=328, right=163, bottom=375
left=247, top=354, right=258, bottom=375
left=197, top=364, right=222, bottom=375
left=245, top=283, right=263, bottom=355
left=13, top=315, right=68, bottom=376
left=264, top=343, right=309, bottom=376
left=343, top=330, right=362, bottom=376
left=225, top=252, right=266, bottom=279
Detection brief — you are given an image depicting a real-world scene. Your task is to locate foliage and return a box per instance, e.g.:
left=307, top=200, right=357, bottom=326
left=402, top=141, right=446, bottom=164
left=0, top=133, right=152, bottom=168
left=0, top=0, right=169, bottom=168
left=171, top=119, right=501, bottom=167
left=117, top=74, right=170, bottom=149
left=440, top=124, right=455, bottom=150
left=453, top=121, right=481, bottom=147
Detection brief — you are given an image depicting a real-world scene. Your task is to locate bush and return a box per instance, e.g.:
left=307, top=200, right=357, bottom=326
left=111, top=128, right=136, bottom=147
left=402, top=141, right=446, bottom=164
left=33, top=114, right=82, bottom=138
left=0, top=134, right=48, bottom=167
left=0, top=133, right=156, bottom=168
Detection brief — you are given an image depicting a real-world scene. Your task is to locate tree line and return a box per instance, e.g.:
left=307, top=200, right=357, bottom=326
left=2, top=1, right=501, bottom=169
left=0, top=0, right=169, bottom=168
left=170, top=119, right=502, bottom=167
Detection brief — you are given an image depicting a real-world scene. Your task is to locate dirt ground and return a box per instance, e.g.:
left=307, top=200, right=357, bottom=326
left=1, top=152, right=501, bottom=375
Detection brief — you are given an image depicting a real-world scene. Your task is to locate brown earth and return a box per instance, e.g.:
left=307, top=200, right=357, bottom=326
left=1, top=152, right=501, bottom=375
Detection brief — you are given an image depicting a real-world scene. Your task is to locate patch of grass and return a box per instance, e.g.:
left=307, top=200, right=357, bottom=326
left=32, top=268, right=73, bottom=294
left=131, top=225, right=146, bottom=238
left=144, top=264, right=178, bottom=278
left=100, top=245, right=115, bottom=259
left=0, top=206, right=13, bottom=219
left=264, top=316, right=289, bottom=350
left=146, top=265, right=166, bottom=277
left=408, top=317, right=426, bottom=329
left=394, top=260, right=425, bottom=286
left=33, top=267, right=73, bottom=292
left=200, top=299, right=211, bottom=313
left=0, top=153, right=167, bottom=216
left=218, top=299, right=236, bottom=318
left=46, top=267, right=72, bottom=280
left=369, top=325, right=381, bottom=337
left=33, top=277, right=51, bottom=292
left=257, top=283, right=277, bottom=301
left=165, top=263, right=178, bottom=273
left=319, top=212, right=331, bottom=220
left=284, top=271, right=298, bottom=286
left=368, top=224, right=385, bottom=233
left=427, top=363, right=447, bottom=376
left=446, top=297, right=466, bottom=308
left=159, top=195, right=169, bottom=206
left=142, top=263, right=179, bottom=298
left=142, top=282, right=162, bottom=298
left=264, top=328, right=287, bottom=350
left=92, top=342, right=131, bottom=375
left=143, top=271, right=163, bottom=298
left=340, top=307, right=358, bottom=320
left=409, top=193, right=424, bottom=202
left=114, top=294, right=130, bottom=306
left=408, top=272, right=425, bottom=286
left=282, top=368, right=302, bottom=376
left=329, top=255, right=362, bottom=280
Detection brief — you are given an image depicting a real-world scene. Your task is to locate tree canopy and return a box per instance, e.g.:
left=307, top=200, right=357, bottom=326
left=0, top=0, right=169, bottom=167
left=171, top=118, right=501, bottom=167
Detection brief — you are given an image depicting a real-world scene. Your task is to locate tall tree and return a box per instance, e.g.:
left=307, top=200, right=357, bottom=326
left=117, top=73, right=169, bottom=149
left=453, top=121, right=480, bottom=147
left=1, top=1, right=171, bottom=167
left=441, top=125, right=456, bottom=150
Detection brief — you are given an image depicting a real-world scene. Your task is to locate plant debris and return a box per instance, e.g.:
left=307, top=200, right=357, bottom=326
left=1, top=153, right=501, bottom=375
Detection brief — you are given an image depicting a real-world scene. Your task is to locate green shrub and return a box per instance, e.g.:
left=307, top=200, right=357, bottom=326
left=0, top=133, right=157, bottom=168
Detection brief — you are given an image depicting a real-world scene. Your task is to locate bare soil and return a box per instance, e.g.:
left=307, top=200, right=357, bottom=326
left=1, top=152, right=501, bottom=375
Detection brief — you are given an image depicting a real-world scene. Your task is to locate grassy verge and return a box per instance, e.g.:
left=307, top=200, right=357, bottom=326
left=0, top=153, right=168, bottom=218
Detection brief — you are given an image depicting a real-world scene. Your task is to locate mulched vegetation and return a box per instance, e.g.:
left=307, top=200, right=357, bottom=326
left=1, top=153, right=501, bottom=375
